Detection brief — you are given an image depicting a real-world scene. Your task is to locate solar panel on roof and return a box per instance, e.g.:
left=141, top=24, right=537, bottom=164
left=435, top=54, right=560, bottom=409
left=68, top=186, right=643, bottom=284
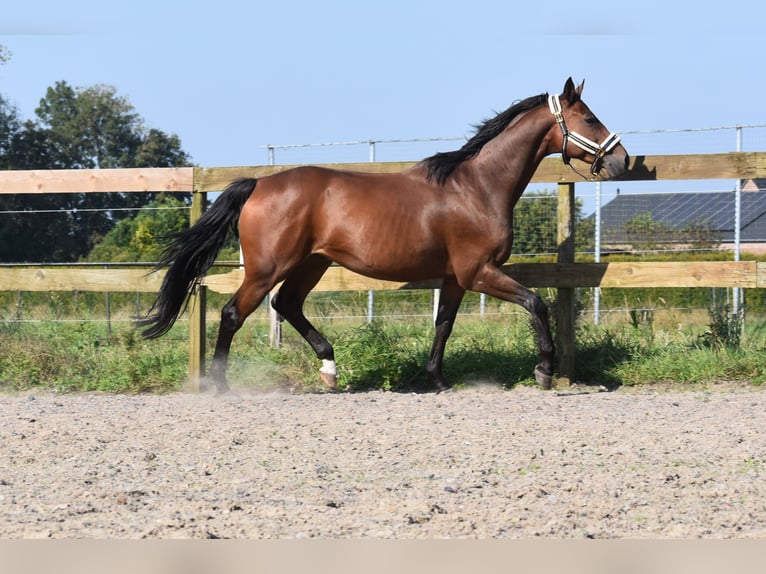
left=596, top=181, right=766, bottom=244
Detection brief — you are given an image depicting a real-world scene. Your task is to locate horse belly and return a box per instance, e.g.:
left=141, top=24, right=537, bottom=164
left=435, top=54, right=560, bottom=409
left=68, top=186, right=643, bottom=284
left=319, top=240, right=447, bottom=283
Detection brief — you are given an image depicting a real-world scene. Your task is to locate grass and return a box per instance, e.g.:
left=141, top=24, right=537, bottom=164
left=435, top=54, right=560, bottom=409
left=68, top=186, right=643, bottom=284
left=1, top=305, right=765, bottom=393
left=0, top=321, right=187, bottom=393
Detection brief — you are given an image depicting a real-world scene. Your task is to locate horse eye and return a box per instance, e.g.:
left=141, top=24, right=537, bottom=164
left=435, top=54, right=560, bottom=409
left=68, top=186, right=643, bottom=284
left=584, top=116, right=597, bottom=126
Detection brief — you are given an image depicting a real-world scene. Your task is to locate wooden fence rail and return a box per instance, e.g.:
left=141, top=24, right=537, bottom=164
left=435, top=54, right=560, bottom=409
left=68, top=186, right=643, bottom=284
left=2, top=152, right=766, bottom=390
left=4, top=261, right=761, bottom=294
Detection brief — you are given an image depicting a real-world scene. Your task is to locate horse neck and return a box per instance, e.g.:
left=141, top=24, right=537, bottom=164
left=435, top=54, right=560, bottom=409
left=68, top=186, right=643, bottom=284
left=464, top=106, right=554, bottom=214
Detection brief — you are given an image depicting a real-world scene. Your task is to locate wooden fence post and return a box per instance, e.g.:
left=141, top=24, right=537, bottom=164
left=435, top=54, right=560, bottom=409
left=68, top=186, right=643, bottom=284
left=187, top=190, right=207, bottom=392
left=556, top=182, right=576, bottom=388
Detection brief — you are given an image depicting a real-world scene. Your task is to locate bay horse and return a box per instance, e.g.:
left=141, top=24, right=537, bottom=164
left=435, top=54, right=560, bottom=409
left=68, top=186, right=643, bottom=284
left=140, top=78, right=629, bottom=392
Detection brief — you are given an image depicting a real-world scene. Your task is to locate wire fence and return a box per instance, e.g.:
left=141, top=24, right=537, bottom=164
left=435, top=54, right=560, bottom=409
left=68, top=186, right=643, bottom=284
left=2, top=124, right=766, bottom=329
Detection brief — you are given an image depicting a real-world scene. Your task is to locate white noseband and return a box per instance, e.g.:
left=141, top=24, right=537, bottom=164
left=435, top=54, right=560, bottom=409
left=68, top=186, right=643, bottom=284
left=548, top=94, right=621, bottom=175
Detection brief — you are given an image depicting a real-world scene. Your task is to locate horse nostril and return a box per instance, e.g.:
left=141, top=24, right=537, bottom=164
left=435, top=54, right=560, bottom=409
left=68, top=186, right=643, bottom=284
left=624, top=154, right=630, bottom=170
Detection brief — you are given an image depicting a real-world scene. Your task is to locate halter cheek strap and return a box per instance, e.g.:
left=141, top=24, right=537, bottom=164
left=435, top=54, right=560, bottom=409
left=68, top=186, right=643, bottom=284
left=548, top=94, right=621, bottom=176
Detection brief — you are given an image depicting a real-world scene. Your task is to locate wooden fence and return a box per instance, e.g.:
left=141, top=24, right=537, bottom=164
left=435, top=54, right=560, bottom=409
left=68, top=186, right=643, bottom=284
left=2, top=152, right=766, bottom=390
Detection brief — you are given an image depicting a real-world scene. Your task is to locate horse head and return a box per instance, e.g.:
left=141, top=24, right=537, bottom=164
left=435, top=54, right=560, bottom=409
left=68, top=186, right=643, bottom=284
left=549, top=77, right=630, bottom=179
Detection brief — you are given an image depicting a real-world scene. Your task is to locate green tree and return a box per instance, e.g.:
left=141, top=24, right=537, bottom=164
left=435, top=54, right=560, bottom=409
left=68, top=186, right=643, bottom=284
left=35, top=83, right=143, bottom=169
left=85, top=195, right=241, bottom=264
left=512, top=191, right=593, bottom=256
left=85, top=196, right=190, bottom=262
left=678, top=219, right=720, bottom=251
left=0, top=82, right=192, bottom=263
left=620, top=212, right=719, bottom=253
left=135, top=129, right=189, bottom=168
left=0, top=94, right=21, bottom=167
left=623, top=212, right=673, bottom=251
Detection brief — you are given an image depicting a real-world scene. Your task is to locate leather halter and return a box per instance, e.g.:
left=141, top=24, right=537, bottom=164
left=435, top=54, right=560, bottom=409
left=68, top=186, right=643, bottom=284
left=548, top=94, right=621, bottom=176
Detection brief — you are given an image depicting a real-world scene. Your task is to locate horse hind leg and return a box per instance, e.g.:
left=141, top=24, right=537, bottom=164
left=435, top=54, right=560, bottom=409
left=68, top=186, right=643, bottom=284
left=270, top=255, right=337, bottom=389
left=208, top=276, right=272, bottom=393
left=426, top=276, right=465, bottom=391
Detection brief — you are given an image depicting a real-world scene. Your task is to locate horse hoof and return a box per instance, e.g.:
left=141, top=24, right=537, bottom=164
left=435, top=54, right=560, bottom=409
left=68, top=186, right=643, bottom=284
left=320, top=371, right=338, bottom=390
left=215, top=382, right=230, bottom=395
left=432, top=379, right=452, bottom=393
left=534, top=367, right=553, bottom=390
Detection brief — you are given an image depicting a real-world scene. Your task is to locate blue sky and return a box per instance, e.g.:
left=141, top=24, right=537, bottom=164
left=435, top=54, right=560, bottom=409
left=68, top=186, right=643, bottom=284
left=1, top=0, right=764, bottom=172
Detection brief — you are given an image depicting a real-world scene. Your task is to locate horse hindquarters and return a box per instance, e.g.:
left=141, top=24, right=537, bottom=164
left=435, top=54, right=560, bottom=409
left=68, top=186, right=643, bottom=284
left=209, top=174, right=338, bottom=391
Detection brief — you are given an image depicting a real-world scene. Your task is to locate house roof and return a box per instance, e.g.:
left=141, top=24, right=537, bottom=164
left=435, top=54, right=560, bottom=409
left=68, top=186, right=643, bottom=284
left=598, top=185, right=766, bottom=243
left=743, top=178, right=766, bottom=192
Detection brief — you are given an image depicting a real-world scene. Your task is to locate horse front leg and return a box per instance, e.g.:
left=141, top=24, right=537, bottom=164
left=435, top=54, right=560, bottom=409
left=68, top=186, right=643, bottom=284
left=425, top=277, right=465, bottom=391
left=471, top=264, right=555, bottom=389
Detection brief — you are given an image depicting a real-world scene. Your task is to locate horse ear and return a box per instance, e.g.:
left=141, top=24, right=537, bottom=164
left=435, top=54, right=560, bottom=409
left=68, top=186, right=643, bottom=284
left=562, top=77, right=577, bottom=103
left=561, top=77, right=584, bottom=105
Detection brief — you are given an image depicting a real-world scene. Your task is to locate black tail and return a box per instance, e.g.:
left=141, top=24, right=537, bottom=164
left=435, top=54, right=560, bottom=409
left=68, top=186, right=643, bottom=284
left=138, top=178, right=257, bottom=339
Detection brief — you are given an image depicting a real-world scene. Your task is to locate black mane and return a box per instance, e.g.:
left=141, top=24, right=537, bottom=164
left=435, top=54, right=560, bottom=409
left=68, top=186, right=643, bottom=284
left=424, top=93, right=548, bottom=185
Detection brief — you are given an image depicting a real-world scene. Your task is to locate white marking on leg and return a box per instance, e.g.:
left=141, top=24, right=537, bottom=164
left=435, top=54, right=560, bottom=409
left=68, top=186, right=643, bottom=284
left=320, top=359, right=337, bottom=376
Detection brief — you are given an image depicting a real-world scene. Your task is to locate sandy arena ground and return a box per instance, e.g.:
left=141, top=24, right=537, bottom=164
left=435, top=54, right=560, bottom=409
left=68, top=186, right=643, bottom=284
left=1, top=384, right=765, bottom=539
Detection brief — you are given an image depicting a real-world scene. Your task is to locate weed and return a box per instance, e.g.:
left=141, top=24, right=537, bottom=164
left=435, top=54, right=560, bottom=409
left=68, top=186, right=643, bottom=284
left=698, top=305, right=742, bottom=351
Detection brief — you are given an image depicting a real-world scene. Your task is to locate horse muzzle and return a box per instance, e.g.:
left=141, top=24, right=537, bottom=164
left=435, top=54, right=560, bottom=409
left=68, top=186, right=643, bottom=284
left=595, top=149, right=630, bottom=180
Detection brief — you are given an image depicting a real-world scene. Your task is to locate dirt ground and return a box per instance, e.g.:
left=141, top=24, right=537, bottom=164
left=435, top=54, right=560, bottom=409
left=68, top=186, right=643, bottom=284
left=1, top=383, right=765, bottom=539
